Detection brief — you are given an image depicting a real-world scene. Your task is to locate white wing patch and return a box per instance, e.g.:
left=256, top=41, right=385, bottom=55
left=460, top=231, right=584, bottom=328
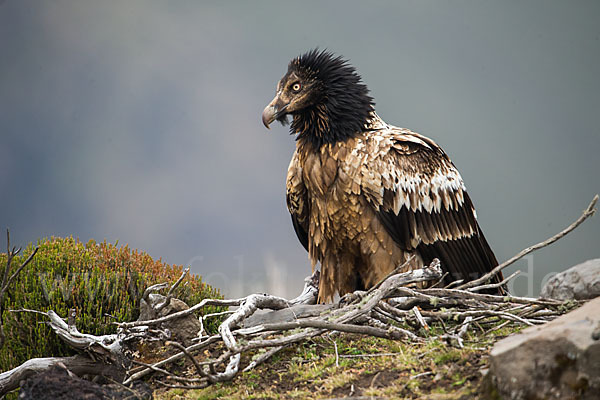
left=342, top=114, right=472, bottom=218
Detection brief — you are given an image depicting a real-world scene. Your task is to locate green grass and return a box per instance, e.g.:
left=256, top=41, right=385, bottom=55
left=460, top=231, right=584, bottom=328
left=0, top=237, right=225, bottom=372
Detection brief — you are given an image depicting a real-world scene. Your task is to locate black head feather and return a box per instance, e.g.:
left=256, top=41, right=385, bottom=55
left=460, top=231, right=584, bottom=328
left=285, top=49, right=374, bottom=148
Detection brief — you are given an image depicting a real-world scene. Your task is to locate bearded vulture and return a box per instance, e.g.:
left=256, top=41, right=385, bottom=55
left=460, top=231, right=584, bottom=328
left=262, top=50, right=503, bottom=302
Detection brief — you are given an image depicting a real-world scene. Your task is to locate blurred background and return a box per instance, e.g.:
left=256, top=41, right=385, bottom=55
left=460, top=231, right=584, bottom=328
left=1, top=0, right=598, bottom=298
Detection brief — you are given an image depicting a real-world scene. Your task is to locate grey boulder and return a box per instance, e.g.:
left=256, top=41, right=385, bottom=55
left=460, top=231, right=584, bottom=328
left=487, top=297, right=600, bottom=400
left=540, top=258, right=600, bottom=301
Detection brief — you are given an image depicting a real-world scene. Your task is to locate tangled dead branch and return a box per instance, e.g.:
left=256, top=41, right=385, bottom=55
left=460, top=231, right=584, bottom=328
left=0, top=195, right=596, bottom=396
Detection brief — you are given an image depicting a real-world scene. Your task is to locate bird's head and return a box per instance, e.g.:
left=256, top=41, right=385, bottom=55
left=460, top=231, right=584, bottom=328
left=262, top=49, right=374, bottom=147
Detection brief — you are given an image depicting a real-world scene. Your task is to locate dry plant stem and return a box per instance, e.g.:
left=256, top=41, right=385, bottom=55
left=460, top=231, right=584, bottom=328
left=0, top=230, right=39, bottom=348
left=156, top=268, right=189, bottom=313
left=424, top=309, right=537, bottom=325
left=219, top=294, right=292, bottom=352
left=468, top=270, right=520, bottom=292
left=1, top=229, right=14, bottom=291
left=371, top=306, right=404, bottom=327
left=167, top=268, right=189, bottom=297
left=458, top=194, right=598, bottom=290
left=2, top=246, right=38, bottom=295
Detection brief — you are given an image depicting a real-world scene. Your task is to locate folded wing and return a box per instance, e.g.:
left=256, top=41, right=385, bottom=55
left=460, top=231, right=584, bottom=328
left=372, top=130, right=503, bottom=289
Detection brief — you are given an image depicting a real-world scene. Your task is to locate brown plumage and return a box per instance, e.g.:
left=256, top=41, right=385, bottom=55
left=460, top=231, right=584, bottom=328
left=263, top=50, right=503, bottom=302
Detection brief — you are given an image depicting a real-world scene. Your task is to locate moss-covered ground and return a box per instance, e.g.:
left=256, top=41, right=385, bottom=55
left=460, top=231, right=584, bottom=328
left=153, top=324, right=521, bottom=399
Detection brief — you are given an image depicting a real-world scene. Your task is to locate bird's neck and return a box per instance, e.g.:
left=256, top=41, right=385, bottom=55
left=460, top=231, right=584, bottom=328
left=292, top=103, right=374, bottom=149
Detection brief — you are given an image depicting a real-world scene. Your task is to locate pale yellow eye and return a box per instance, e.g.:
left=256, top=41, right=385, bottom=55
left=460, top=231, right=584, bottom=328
left=292, top=83, right=301, bottom=92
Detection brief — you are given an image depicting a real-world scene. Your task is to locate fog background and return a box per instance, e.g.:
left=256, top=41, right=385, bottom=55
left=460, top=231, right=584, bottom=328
left=1, top=1, right=598, bottom=298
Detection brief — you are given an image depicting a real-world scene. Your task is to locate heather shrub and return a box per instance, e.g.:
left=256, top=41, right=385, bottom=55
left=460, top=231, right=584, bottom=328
left=0, top=236, right=223, bottom=371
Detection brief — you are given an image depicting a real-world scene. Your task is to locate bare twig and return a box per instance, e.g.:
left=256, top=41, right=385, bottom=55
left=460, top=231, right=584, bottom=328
left=458, top=194, right=597, bottom=290
left=339, top=352, right=402, bottom=359
left=0, top=230, right=39, bottom=348
left=156, top=268, right=189, bottom=313
left=2, top=247, right=38, bottom=295
left=468, top=271, right=520, bottom=293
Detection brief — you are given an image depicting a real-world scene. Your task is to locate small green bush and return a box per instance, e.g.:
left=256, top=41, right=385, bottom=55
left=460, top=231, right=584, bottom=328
left=0, top=236, right=224, bottom=372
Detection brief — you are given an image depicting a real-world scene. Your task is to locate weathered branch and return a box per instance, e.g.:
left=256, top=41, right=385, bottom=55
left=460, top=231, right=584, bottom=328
left=289, top=269, right=320, bottom=305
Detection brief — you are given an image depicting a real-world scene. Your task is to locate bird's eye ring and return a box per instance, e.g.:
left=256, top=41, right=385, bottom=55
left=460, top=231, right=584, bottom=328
left=292, top=83, right=301, bottom=92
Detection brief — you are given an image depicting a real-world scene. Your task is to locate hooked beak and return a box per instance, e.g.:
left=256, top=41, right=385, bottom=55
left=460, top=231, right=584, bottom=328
left=261, top=105, right=276, bottom=129
left=262, top=96, right=288, bottom=129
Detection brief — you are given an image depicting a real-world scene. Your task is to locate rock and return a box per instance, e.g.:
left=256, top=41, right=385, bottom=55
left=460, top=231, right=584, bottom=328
left=540, top=258, right=600, bottom=300
left=158, top=297, right=203, bottom=345
left=139, top=293, right=202, bottom=345
left=487, top=297, right=600, bottom=400
left=19, top=365, right=152, bottom=399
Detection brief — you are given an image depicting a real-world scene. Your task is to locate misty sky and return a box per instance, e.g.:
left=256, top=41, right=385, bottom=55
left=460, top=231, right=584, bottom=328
left=1, top=1, right=599, bottom=298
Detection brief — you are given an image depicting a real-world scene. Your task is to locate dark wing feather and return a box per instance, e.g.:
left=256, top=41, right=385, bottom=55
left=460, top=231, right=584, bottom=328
left=373, top=132, right=503, bottom=291
left=290, top=213, right=309, bottom=251
left=286, top=150, right=310, bottom=252
left=412, top=193, right=500, bottom=285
